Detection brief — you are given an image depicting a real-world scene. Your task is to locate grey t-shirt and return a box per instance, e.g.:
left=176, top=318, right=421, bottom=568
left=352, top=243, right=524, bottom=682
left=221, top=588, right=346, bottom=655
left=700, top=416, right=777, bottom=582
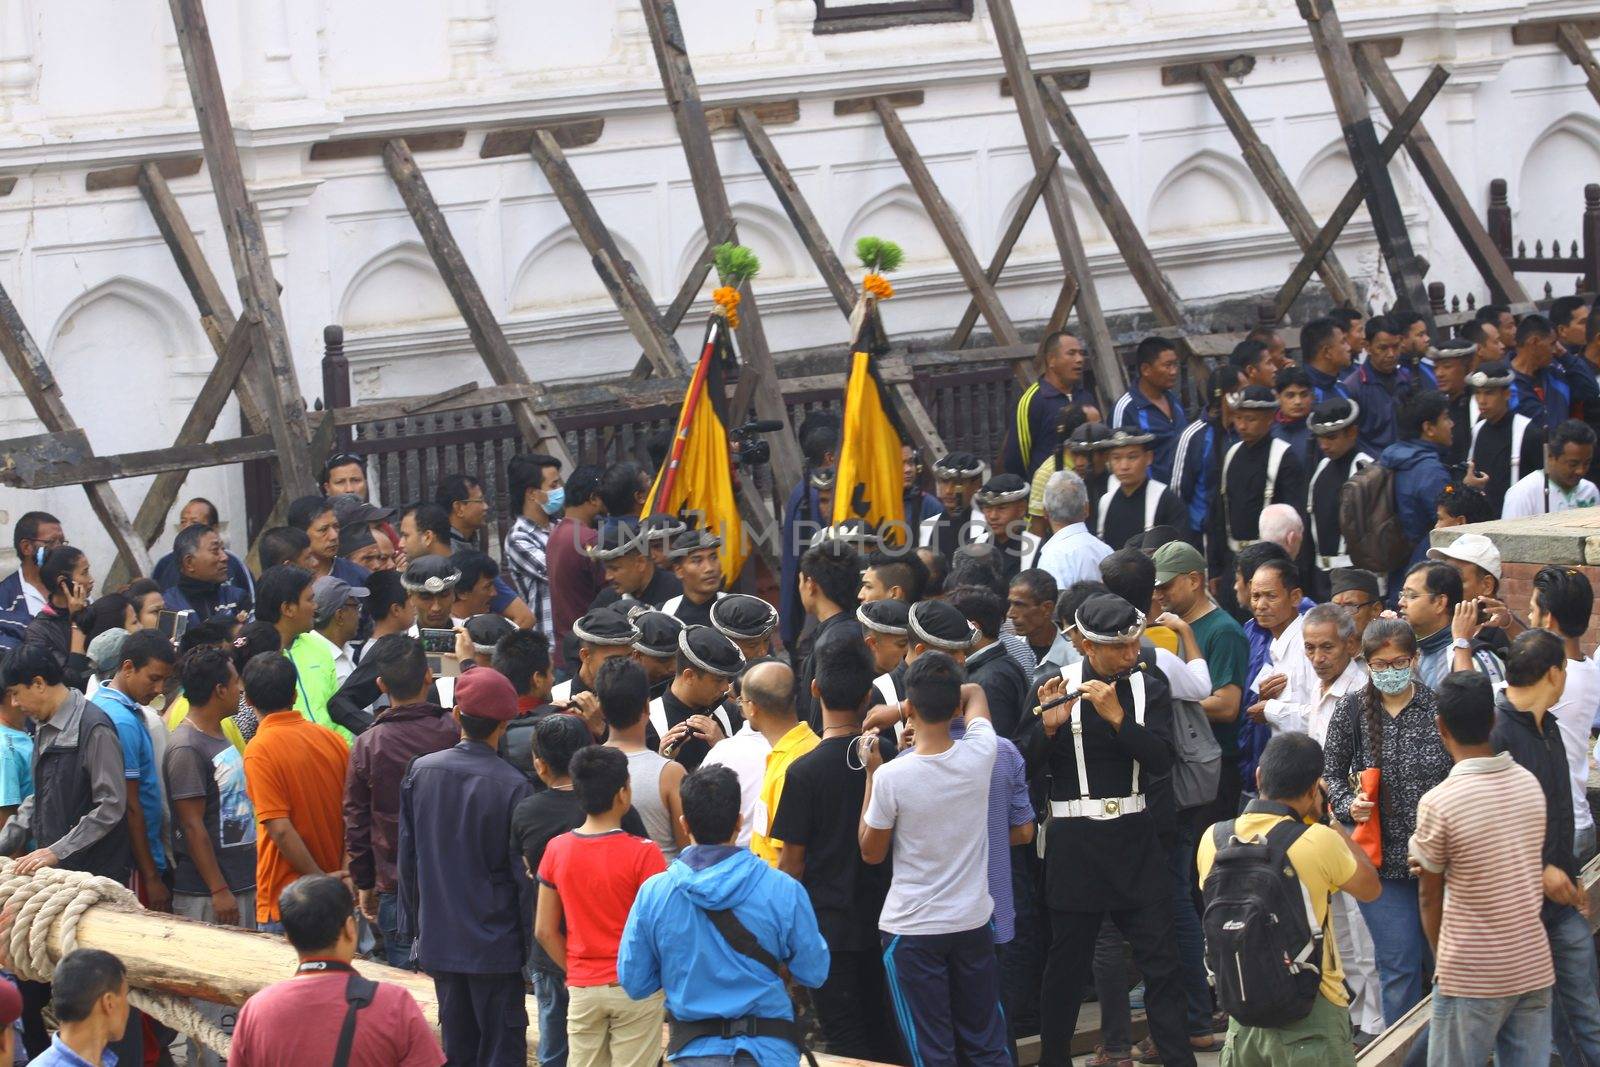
left=864, top=716, right=996, bottom=936
left=163, top=722, right=257, bottom=895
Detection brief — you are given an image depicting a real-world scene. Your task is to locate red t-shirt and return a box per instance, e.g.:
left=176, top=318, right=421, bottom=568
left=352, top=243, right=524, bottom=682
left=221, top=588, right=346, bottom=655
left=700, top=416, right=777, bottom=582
left=538, top=829, right=667, bottom=986
left=230, top=973, right=444, bottom=1067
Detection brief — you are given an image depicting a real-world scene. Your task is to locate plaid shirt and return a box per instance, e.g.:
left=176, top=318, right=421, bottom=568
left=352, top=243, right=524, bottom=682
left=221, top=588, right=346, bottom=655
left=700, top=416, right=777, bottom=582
left=504, top=516, right=554, bottom=641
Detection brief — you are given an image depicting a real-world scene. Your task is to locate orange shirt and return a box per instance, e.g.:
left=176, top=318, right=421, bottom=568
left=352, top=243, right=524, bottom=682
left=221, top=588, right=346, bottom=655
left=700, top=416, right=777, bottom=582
left=243, top=710, right=350, bottom=923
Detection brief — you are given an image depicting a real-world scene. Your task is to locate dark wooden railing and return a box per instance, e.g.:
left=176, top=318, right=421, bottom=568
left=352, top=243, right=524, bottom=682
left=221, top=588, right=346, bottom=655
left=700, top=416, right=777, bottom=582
left=1487, top=177, right=1600, bottom=297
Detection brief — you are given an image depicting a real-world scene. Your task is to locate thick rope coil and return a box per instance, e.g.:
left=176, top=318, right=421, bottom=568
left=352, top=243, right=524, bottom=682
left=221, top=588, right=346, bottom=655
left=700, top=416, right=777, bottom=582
left=0, top=859, right=231, bottom=1055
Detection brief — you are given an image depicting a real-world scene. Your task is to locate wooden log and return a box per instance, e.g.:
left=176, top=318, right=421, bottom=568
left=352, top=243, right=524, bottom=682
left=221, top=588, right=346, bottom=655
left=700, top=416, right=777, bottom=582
left=1197, top=63, right=1359, bottom=308
left=528, top=129, right=685, bottom=378
left=873, top=97, right=1026, bottom=388
left=984, top=0, right=1124, bottom=400
left=125, top=315, right=259, bottom=549
left=707, top=99, right=798, bottom=134
left=947, top=147, right=1060, bottom=351
left=135, top=161, right=272, bottom=436
left=3, top=435, right=279, bottom=489
left=381, top=137, right=575, bottom=469
left=1269, top=65, right=1448, bottom=321
left=309, top=129, right=464, bottom=161
left=834, top=90, right=922, bottom=116
left=87, top=155, right=203, bottom=193
left=1037, top=77, right=1191, bottom=335
left=1555, top=22, right=1600, bottom=107
left=1295, top=0, right=1433, bottom=328
left=0, top=281, right=152, bottom=576
left=166, top=0, right=319, bottom=498
left=1353, top=45, right=1527, bottom=305
left=638, top=0, right=804, bottom=495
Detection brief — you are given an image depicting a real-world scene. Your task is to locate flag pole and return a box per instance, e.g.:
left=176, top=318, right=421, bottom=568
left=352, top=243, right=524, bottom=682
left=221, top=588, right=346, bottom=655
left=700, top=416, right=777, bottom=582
left=649, top=316, right=719, bottom=516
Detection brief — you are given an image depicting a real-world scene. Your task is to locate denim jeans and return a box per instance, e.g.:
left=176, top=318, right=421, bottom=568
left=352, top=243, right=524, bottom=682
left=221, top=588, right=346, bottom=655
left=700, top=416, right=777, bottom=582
left=378, top=891, right=415, bottom=969
left=1166, top=819, right=1213, bottom=1036
left=1429, top=986, right=1550, bottom=1067
left=1546, top=903, right=1600, bottom=1066
left=1356, top=879, right=1432, bottom=1027
left=530, top=968, right=569, bottom=1067
left=1576, top=823, right=1598, bottom=867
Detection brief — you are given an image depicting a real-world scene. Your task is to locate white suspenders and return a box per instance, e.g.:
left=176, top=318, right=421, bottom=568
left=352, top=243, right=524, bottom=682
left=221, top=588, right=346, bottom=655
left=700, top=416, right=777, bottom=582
left=1221, top=438, right=1289, bottom=553
left=1470, top=413, right=1531, bottom=487
left=1096, top=479, right=1169, bottom=537
left=648, top=696, right=667, bottom=738
left=1047, top=661, right=1149, bottom=820
left=1307, top=452, right=1372, bottom=569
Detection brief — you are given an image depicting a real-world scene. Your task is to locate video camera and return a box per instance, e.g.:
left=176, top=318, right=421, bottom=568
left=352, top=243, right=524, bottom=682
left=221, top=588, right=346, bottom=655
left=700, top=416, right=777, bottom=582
left=729, top=418, right=784, bottom=467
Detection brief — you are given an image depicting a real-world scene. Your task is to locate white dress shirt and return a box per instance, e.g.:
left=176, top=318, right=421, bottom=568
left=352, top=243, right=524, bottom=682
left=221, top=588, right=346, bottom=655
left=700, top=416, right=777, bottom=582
left=1273, top=657, right=1369, bottom=745
left=1549, top=656, right=1600, bottom=834
left=700, top=726, right=772, bottom=848
left=1035, top=522, right=1113, bottom=591
left=1255, top=614, right=1316, bottom=734
left=1501, top=470, right=1600, bottom=519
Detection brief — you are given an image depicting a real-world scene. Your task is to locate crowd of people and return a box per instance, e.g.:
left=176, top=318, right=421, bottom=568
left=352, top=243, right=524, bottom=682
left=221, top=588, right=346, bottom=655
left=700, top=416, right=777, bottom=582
left=0, top=295, right=1595, bottom=1067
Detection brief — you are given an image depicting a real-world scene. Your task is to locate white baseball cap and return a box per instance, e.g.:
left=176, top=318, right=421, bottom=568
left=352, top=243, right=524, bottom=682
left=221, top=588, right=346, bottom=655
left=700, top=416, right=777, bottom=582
left=1427, top=533, right=1502, bottom=581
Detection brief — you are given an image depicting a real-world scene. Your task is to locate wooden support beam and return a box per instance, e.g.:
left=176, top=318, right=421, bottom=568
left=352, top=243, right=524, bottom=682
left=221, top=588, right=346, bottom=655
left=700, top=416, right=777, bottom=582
left=1295, top=0, right=1433, bottom=329
left=135, top=161, right=272, bottom=432
left=167, top=0, right=320, bottom=498
left=736, top=108, right=855, bottom=316
left=948, top=147, right=1059, bottom=350
left=309, top=130, right=465, bottom=161
left=1353, top=45, right=1528, bottom=306
left=0, top=282, right=152, bottom=575
left=1163, top=53, right=1255, bottom=86
left=735, top=107, right=948, bottom=459
left=87, top=155, right=203, bottom=193
left=128, top=315, right=258, bottom=554
left=527, top=129, right=685, bottom=378
left=1555, top=22, right=1600, bottom=107
left=1269, top=64, right=1448, bottom=321
left=638, top=0, right=804, bottom=495
left=1037, top=77, right=1192, bottom=336
left=1198, top=63, right=1359, bottom=308
left=873, top=97, right=1025, bottom=386
left=480, top=118, right=605, bottom=159
left=2, top=434, right=280, bottom=490
left=381, top=137, right=575, bottom=468
left=984, top=0, right=1124, bottom=401
left=834, top=90, right=922, bottom=116
left=706, top=99, right=798, bottom=134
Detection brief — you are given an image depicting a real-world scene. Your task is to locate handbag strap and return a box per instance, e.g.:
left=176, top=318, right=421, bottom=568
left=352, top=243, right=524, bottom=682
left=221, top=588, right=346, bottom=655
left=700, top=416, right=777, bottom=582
left=332, top=973, right=379, bottom=1067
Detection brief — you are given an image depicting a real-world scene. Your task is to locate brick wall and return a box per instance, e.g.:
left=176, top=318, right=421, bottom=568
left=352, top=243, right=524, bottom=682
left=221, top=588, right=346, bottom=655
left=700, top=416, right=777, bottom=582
left=1499, top=562, right=1600, bottom=656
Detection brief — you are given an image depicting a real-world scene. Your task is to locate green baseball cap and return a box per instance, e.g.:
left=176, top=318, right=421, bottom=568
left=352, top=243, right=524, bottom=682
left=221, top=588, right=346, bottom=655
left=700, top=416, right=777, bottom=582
left=1152, top=540, right=1206, bottom=585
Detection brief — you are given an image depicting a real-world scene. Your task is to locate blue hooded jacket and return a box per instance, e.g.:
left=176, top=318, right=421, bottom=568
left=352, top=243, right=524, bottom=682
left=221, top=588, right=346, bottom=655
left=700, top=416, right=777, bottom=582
left=1378, top=438, right=1451, bottom=591
left=619, top=845, right=830, bottom=1067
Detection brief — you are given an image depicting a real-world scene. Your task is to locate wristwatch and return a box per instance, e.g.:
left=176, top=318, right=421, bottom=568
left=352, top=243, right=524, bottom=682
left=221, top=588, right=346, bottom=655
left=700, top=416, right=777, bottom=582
left=1452, top=637, right=1471, bottom=650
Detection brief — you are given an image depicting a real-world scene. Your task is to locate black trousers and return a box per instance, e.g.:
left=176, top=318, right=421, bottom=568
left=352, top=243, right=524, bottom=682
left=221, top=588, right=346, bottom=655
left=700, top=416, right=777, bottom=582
left=432, top=970, right=528, bottom=1067
left=812, top=948, right=905, bottom=1064
left=1039, top=904, right=1196, bottom=1067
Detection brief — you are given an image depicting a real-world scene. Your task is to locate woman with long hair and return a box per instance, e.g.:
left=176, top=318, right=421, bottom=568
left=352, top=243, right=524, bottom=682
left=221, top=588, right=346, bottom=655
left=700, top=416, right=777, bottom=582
left=21, top=546, right=94, bottom=691
left=1322, top=618, right=1451, bottom=1032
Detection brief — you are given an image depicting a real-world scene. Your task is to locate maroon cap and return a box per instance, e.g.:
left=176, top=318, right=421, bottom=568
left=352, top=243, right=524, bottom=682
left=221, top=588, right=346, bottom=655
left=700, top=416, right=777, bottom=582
left=0, top=977, right=21, bottom=1027
left=453, top=666, right=520, bottom=722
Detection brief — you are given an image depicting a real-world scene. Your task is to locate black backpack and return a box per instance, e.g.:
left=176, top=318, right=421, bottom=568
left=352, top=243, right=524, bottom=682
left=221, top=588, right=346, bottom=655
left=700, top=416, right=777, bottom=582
left=1201, top=803, right=1328, bottom=1029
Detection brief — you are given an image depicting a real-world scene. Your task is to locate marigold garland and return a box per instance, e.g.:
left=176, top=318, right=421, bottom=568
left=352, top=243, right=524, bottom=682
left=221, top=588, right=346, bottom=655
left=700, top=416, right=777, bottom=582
left=712, top=285, right=742, bottom=330
left=855, top=236, right=904, bottom=303
left=863, top=273, right=895, bottom=301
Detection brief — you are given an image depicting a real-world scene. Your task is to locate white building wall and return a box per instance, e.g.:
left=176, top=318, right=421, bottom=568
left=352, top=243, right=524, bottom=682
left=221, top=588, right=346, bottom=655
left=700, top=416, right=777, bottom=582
left=0, top=0, right=1596, bottom=568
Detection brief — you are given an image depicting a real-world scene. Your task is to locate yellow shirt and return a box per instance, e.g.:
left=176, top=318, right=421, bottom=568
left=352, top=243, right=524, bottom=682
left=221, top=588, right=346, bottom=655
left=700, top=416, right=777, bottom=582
left=751, top=722, right=820, bottom=865
left=1146, top=625, right=1179, bottom=655
left=1196, top=811, right=1357, bottom=1006
left=164, top=695, right=247, bottom=754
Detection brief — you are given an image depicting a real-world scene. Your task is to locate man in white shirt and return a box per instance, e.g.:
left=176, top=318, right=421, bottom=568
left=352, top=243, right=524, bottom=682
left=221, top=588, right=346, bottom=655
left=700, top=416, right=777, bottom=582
left=1501, top=419, right=1599, bottom=518
left=1243, top=559, right=1311, bottom=735
left=699, top=688, right=774, bottom=850
left=1526, top=564, right=1600, bottom=864
left=1035, top=469, right=1113, bottom=590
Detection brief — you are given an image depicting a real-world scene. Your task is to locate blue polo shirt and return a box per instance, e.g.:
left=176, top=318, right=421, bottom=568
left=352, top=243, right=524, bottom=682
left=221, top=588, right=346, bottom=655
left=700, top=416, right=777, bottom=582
left=1112, top=387, right=1189, bottom=484
left=89, top=686, right=167, bottom=872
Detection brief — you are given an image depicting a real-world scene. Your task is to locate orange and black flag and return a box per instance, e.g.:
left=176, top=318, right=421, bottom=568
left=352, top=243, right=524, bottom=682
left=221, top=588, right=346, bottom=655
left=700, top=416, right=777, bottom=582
left=831, top=300, right=907, bottom=543
left=643, top=317, right=747, bottom=581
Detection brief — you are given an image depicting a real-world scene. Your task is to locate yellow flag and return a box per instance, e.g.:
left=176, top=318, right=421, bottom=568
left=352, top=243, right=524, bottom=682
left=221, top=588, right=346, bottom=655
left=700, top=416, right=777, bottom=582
left=832, top=350, right=906, bottom=542
left=643, top=343, right=747, bottom=581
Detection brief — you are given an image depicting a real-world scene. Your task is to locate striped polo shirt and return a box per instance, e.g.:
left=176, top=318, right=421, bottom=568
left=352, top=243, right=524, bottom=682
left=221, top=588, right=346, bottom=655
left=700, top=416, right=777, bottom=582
left=1409, top=752, right=1554, bottom=998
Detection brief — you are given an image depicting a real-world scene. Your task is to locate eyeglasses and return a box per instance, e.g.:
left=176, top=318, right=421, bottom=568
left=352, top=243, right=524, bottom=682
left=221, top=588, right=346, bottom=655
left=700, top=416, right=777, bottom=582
left=1396, top=589, right=1435, bottom=603
left=1368, top=656, right=1414, bottom=671
left=1336, top=598, right=1376, bottom=612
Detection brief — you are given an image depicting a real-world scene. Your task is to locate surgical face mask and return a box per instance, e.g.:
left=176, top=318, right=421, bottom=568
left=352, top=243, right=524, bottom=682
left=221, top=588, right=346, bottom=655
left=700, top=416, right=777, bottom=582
left=541, top=487, right=565, bottom=517
left=1370, top=666, right=1413, bottom=695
